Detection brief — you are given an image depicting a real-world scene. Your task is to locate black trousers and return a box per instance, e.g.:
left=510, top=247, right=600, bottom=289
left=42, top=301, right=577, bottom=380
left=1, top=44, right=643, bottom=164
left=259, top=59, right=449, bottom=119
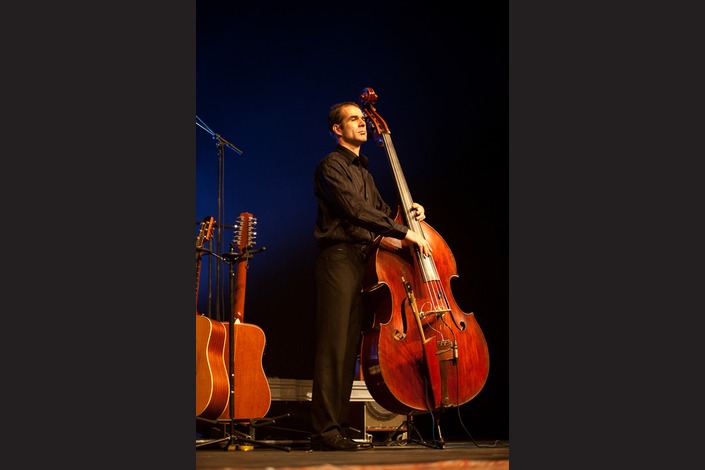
left=310, top=242, right=366, bottom=438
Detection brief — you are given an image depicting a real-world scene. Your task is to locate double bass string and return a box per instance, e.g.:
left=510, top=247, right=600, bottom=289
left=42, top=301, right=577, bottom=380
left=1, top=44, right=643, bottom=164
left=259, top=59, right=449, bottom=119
left=382, top=126, right=464, bottom=400
left=420, top=265, right=465, bottom=409
left=424, top=277, right=459, bottom=356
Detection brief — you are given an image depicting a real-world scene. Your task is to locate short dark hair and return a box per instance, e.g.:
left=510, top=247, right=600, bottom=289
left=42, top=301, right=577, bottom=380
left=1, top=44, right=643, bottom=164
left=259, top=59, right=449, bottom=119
left=327, top=102, right=360, bottom=133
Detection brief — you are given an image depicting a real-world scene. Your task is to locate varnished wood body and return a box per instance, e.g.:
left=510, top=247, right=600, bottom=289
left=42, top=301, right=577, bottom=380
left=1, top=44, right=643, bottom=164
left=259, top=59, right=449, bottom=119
left=361, top=219, right=490, bottom=415
left=218, top=322, right=271, bottom=420
left=195, top=315, right=230, bottom=419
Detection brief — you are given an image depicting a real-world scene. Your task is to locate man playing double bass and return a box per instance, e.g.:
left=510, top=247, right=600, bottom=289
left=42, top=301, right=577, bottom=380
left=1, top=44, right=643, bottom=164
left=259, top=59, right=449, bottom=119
left=310, top=101, right=431, bottom=451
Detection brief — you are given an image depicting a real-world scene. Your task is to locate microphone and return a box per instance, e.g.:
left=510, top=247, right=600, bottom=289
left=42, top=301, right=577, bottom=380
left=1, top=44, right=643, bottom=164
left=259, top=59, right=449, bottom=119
left=213, top=133, right=244, bottom=155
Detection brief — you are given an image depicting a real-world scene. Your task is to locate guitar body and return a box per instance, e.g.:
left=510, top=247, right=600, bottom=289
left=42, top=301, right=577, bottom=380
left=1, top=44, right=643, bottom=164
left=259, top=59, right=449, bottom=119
left=195, top=315, right=229, bottom=419
left=218, top=322, right=271, bottom=420
left=195, top=216, right=228, bottom=420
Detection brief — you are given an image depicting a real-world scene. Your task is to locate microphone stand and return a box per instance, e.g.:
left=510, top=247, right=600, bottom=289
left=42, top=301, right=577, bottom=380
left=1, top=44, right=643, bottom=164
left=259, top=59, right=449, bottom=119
left=196, top=117, right=289, bottom=452
left=196, top=115, right=243, bottom=321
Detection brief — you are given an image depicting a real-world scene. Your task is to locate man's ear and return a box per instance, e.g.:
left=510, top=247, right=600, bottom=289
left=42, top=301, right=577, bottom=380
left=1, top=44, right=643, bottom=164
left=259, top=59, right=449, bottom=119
left=332, top=124, right=342, bottom=136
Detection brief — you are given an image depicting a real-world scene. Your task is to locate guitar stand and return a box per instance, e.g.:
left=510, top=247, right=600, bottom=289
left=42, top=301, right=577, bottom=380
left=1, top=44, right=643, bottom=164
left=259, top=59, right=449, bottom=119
left=384, top=413, right=444, bottom=449
left=210, top=244, right=291, bottom=452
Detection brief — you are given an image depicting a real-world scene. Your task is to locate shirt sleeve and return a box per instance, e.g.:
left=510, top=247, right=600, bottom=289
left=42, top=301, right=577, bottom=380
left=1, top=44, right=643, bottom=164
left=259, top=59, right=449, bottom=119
left=314, top=155, right=408, bottom=241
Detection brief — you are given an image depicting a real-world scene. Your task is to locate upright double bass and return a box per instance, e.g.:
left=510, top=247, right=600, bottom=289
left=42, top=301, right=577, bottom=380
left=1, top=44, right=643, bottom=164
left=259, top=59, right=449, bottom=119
left=359, top=87, right=490, bottom=417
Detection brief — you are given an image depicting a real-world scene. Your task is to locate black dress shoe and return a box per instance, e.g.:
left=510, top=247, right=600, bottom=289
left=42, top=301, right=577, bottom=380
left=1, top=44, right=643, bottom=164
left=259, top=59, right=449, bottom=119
left=340, top=426, right=363, bottom=440
left=310, top=433, right=373, bottom=451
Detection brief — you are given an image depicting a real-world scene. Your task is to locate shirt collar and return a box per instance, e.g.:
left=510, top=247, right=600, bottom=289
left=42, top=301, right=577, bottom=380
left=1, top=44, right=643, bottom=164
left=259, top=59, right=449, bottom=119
left=336, top=144, right=369, bottom=169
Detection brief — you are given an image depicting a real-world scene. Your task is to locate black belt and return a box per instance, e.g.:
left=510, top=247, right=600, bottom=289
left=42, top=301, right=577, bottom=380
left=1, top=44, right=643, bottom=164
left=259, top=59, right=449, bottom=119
left=319, top=241, right=370, bottom=255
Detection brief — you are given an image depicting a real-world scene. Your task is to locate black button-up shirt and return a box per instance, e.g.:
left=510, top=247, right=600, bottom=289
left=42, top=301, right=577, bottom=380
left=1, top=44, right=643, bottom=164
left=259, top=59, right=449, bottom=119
left=314, top=144, right=408, bottom=247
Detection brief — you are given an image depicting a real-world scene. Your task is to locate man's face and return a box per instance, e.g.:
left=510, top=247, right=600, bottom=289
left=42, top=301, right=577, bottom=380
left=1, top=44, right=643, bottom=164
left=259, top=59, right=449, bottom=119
left=335, top=105, right=367, bottom=145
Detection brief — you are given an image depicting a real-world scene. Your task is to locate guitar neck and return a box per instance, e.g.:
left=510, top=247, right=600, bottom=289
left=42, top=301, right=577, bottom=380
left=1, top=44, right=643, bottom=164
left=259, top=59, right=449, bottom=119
left=195, top=216, right=215, bottom=316
left=196, top=255, right=202, bottom=315
left=231, top=212, right=258, bottom=324
left=232, top=257, right=247, bottom=323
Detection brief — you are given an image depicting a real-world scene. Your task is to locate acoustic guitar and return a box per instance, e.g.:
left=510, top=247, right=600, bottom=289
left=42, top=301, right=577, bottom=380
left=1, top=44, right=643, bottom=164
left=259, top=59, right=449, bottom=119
left=218, top=212, right=272, bottom=420
left=195, top=216, right=230, bottom=420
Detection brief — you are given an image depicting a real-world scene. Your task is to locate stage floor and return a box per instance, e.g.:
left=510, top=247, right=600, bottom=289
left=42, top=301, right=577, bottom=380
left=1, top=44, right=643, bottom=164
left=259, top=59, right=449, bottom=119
left=197, top=378, right=508, bottom=469
left=196, top=439, right=509, bottom=470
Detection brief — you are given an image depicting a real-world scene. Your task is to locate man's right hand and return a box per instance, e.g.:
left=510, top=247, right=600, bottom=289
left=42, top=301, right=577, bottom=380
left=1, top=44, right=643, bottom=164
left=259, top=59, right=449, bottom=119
left=404, top=229, right=432, bottom=257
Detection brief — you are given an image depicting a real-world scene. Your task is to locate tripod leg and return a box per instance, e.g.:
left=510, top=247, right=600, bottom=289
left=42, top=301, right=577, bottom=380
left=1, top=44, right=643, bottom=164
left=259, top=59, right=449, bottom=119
left=196, top=416, right=230, bottom=449
left=221, top=421, right=292, bottom=452
left=405, top=413, right=444, bottom=449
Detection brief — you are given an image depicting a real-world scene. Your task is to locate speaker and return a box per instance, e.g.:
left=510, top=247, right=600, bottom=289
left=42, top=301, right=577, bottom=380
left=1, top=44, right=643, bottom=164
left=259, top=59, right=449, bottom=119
left=364, top=401, right=406, bottom=431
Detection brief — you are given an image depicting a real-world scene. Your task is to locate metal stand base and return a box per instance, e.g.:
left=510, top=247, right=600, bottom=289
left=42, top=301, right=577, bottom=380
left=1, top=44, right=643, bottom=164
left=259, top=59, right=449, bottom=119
left=384, top=413, right=445, bottom=449
left=196, top=415, right=291, bottom=452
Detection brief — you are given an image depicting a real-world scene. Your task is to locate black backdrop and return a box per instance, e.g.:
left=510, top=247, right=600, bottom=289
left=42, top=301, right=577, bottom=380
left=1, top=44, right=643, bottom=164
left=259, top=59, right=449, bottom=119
left=196, top=3, right=508, bottom=440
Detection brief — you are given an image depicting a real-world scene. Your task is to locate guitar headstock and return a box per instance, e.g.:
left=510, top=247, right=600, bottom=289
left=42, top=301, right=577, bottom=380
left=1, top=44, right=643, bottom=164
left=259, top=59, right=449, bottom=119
left=233, top=212, right=257, bottom=254
left=195, top=215, right=216, bottom=315
left=196, top=215, right=216, bottom=251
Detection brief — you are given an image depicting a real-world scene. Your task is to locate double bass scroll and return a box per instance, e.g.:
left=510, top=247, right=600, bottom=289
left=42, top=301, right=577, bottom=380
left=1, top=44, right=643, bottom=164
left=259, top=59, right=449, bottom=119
left=358, top=87, right=490, bottom=416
